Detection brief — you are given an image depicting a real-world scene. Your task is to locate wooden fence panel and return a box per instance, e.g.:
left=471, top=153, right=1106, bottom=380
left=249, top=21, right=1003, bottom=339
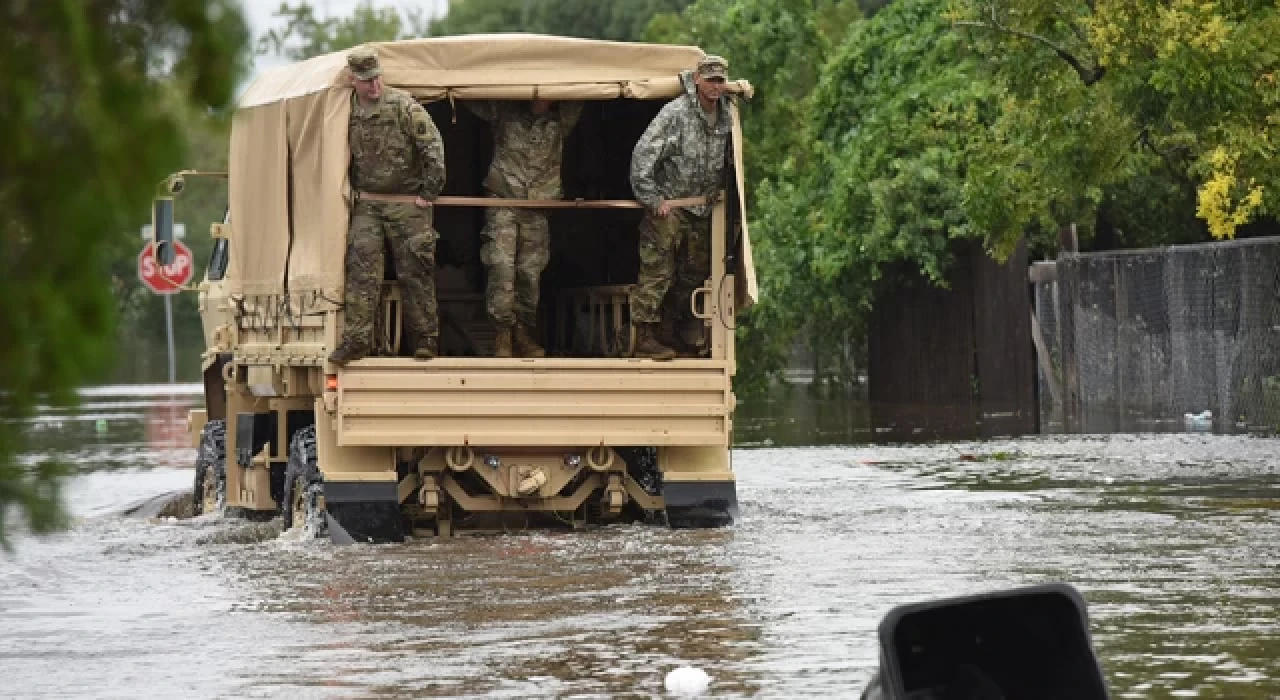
left=973, top=240, right=1037, bottom=437
left=869, top=241, right=1036, bottom=440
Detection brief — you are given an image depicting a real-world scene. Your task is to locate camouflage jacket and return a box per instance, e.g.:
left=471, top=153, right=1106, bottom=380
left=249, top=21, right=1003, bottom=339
left=349, top=86, right=446, bottom=198
left=630, top=71, right=731, bottom=218
left=467, top=101, right=583, bottom=200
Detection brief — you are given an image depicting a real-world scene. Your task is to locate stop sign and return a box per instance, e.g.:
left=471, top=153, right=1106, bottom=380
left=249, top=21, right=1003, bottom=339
left=138, top=240, right=194, bottom=294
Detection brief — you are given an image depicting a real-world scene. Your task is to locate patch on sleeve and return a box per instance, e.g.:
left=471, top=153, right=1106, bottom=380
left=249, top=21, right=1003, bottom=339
left=410, top=104, right=433, bottom=139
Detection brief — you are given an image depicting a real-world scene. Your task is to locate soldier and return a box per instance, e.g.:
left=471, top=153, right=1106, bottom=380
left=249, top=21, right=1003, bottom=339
left=629, top=55, right=731, bottom=360
left=328, top=46, right=447, bottom=366
left=467, top=99, right=583, bottom=357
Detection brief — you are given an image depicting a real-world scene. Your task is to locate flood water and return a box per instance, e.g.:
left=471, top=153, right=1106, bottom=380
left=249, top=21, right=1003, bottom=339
left=2, top=384, right=1278, bottom=698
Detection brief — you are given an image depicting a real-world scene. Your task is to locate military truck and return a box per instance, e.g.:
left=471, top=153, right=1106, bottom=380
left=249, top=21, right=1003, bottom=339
left=172, top=35, right=758, bottom=543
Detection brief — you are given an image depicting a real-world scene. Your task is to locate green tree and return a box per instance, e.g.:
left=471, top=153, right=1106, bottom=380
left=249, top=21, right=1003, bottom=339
left=951, top=0, right=1280, bottom=242
left=763, top=0, right=1016, bottom=385
left=0, top=1, right=249, bottom=547
left=256, top=0, right=694, bottom=54
left=257, top=1, right=429, bottom=60
left=429, top=0, right=694, bottom=41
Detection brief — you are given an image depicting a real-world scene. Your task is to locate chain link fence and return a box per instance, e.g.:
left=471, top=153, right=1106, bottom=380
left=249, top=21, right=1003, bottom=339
left=1033, top=237, right=1280, bottom=434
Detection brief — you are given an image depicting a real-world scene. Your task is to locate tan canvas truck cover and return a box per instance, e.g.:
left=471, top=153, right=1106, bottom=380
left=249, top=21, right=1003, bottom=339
left=229, top=34, right=757, bottom=305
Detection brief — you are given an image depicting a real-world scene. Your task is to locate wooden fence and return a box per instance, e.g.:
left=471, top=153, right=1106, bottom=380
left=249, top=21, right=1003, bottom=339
left=868, top=240, right=1037, bottom=440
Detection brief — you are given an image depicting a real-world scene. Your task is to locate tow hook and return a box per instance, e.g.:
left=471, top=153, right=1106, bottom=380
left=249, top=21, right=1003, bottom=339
left=516, top=467, right=548, bottom=496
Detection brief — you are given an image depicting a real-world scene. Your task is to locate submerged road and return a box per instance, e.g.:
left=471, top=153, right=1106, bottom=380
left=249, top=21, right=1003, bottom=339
left=1, top=386, right=1276, bottom=697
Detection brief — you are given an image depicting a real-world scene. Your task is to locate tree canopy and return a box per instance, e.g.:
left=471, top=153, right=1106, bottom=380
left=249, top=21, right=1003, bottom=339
left=256, top=0, right=696, bottom=57
left=0, top=1, right=249, bottom=546
left=747, top=0, right=1005, bottom=388
left=258, top=1, right=430, bottom=60
left=950, top=0, right=1279, bottom=242
left=429, top=0, right=694, bottom=41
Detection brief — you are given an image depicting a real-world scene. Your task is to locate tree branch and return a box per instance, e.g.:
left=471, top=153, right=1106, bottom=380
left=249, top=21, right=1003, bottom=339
left=955, top=18, right=1105, bottom=86
left=1138, top=128, right=1197, bottom=188
left=1053, top=8, right=1090, bottom=44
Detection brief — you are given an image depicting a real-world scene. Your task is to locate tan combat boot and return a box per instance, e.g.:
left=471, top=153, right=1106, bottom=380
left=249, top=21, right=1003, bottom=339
left=514, top=323, right=546, bottom=358
left=633, top=323, right=676, bottom=360
left=328, top=339, right=368, bottom=366
left=493, top=325, right=513, bottom=358
left=413, top=336, right=438, bottom=361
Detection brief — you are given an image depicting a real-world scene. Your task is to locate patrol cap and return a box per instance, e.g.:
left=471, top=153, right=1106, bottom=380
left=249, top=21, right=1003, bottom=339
left=347, top=47, right=382, bottom=81
left=696, top=55, right=728, bottom=81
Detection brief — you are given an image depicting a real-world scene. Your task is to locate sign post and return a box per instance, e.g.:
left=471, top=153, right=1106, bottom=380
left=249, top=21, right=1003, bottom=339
left=137, top=239, right=194, bottom=383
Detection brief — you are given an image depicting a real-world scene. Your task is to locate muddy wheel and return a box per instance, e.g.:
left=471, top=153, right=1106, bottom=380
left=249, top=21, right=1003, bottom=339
left=192, top=420, right=226, bottom=515
left=281, top=425, right=326, bottom=536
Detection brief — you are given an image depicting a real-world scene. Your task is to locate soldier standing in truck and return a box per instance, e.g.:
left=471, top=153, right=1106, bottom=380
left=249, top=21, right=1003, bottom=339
left=628, top=55, right=732, bottom=360
left=466, top=99, right=583, bottom=358
left=328, top=46, right=448, bottom=366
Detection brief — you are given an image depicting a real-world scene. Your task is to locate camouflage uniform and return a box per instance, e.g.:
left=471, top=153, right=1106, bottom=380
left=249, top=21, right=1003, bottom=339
left=468, top=101, right=583, bottom=329
left=335, top=48, right=446, bottom=363
left=630, top=63, right=731, bottom=331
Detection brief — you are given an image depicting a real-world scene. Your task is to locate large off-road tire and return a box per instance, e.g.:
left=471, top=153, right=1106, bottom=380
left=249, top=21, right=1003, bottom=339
left=192, top=420, right=227, bottom=516
left=281, top=425, right=326, bottom=536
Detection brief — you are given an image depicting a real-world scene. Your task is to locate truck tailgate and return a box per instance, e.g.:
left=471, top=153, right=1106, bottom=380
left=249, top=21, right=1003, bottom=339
left=335, top=358, right=733, bottom=447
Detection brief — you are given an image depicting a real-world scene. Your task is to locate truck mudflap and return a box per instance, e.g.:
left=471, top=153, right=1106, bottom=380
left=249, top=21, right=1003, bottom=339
left=324, top=481, right=404, bottom=544
left=663, top=480, right=739, bottom=528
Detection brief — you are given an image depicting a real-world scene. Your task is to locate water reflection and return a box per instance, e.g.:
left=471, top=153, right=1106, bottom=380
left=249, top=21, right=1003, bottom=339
left=22, top=383, right=202, bottom=471
left=229, top=528, right=766, bottom=697
left=734, top=384, right=871, bottom=447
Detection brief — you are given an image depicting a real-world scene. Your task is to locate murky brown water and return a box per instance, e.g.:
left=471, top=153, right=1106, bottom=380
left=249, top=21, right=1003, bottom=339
left=2, top=386, right=1277, bottom=698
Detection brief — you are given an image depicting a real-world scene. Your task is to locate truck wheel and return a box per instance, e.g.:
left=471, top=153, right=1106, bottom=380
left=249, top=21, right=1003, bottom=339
left=282, top=425, right=326, bottom=536
left=192, top=420, right=226, bottom=515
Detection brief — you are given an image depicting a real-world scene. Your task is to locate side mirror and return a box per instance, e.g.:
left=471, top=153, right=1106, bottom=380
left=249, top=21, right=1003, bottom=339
left=870, top=583, right=1110, bottom=700
left=153, top=196, right=175, bottom=265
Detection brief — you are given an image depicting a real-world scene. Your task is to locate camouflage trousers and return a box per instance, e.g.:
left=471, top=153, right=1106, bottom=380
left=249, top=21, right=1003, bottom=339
left=631, top=208, right=711, bottom=324
left=480, top=207, right=550, bottom=327
left=340, top=200, right=438, bottom=352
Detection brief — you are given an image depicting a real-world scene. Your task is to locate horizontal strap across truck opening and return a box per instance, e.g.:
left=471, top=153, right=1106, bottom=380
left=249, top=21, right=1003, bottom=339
left=355, top=192, right=708, bottom=209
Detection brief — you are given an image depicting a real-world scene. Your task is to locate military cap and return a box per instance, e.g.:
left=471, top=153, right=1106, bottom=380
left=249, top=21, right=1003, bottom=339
left=347, top=46, right=382, bottom=81
left=696, top=55, right=728, bottom=81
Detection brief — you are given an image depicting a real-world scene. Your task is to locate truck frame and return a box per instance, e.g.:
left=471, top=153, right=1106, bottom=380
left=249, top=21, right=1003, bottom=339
left=176, top=35, right=758, bottom=542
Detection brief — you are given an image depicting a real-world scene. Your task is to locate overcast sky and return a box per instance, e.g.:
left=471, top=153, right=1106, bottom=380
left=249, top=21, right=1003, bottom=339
left=240, top=0, right=449, bottom=86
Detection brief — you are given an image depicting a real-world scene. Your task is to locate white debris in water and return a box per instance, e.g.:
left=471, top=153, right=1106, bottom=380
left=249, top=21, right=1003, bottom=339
left=664, top=666, right=711, bottom=697
left=1184, top=410, right=1213, bottom=433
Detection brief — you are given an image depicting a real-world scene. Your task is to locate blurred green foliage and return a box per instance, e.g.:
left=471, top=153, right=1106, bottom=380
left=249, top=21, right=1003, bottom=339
left=0, top=0, right=248, bottom=547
